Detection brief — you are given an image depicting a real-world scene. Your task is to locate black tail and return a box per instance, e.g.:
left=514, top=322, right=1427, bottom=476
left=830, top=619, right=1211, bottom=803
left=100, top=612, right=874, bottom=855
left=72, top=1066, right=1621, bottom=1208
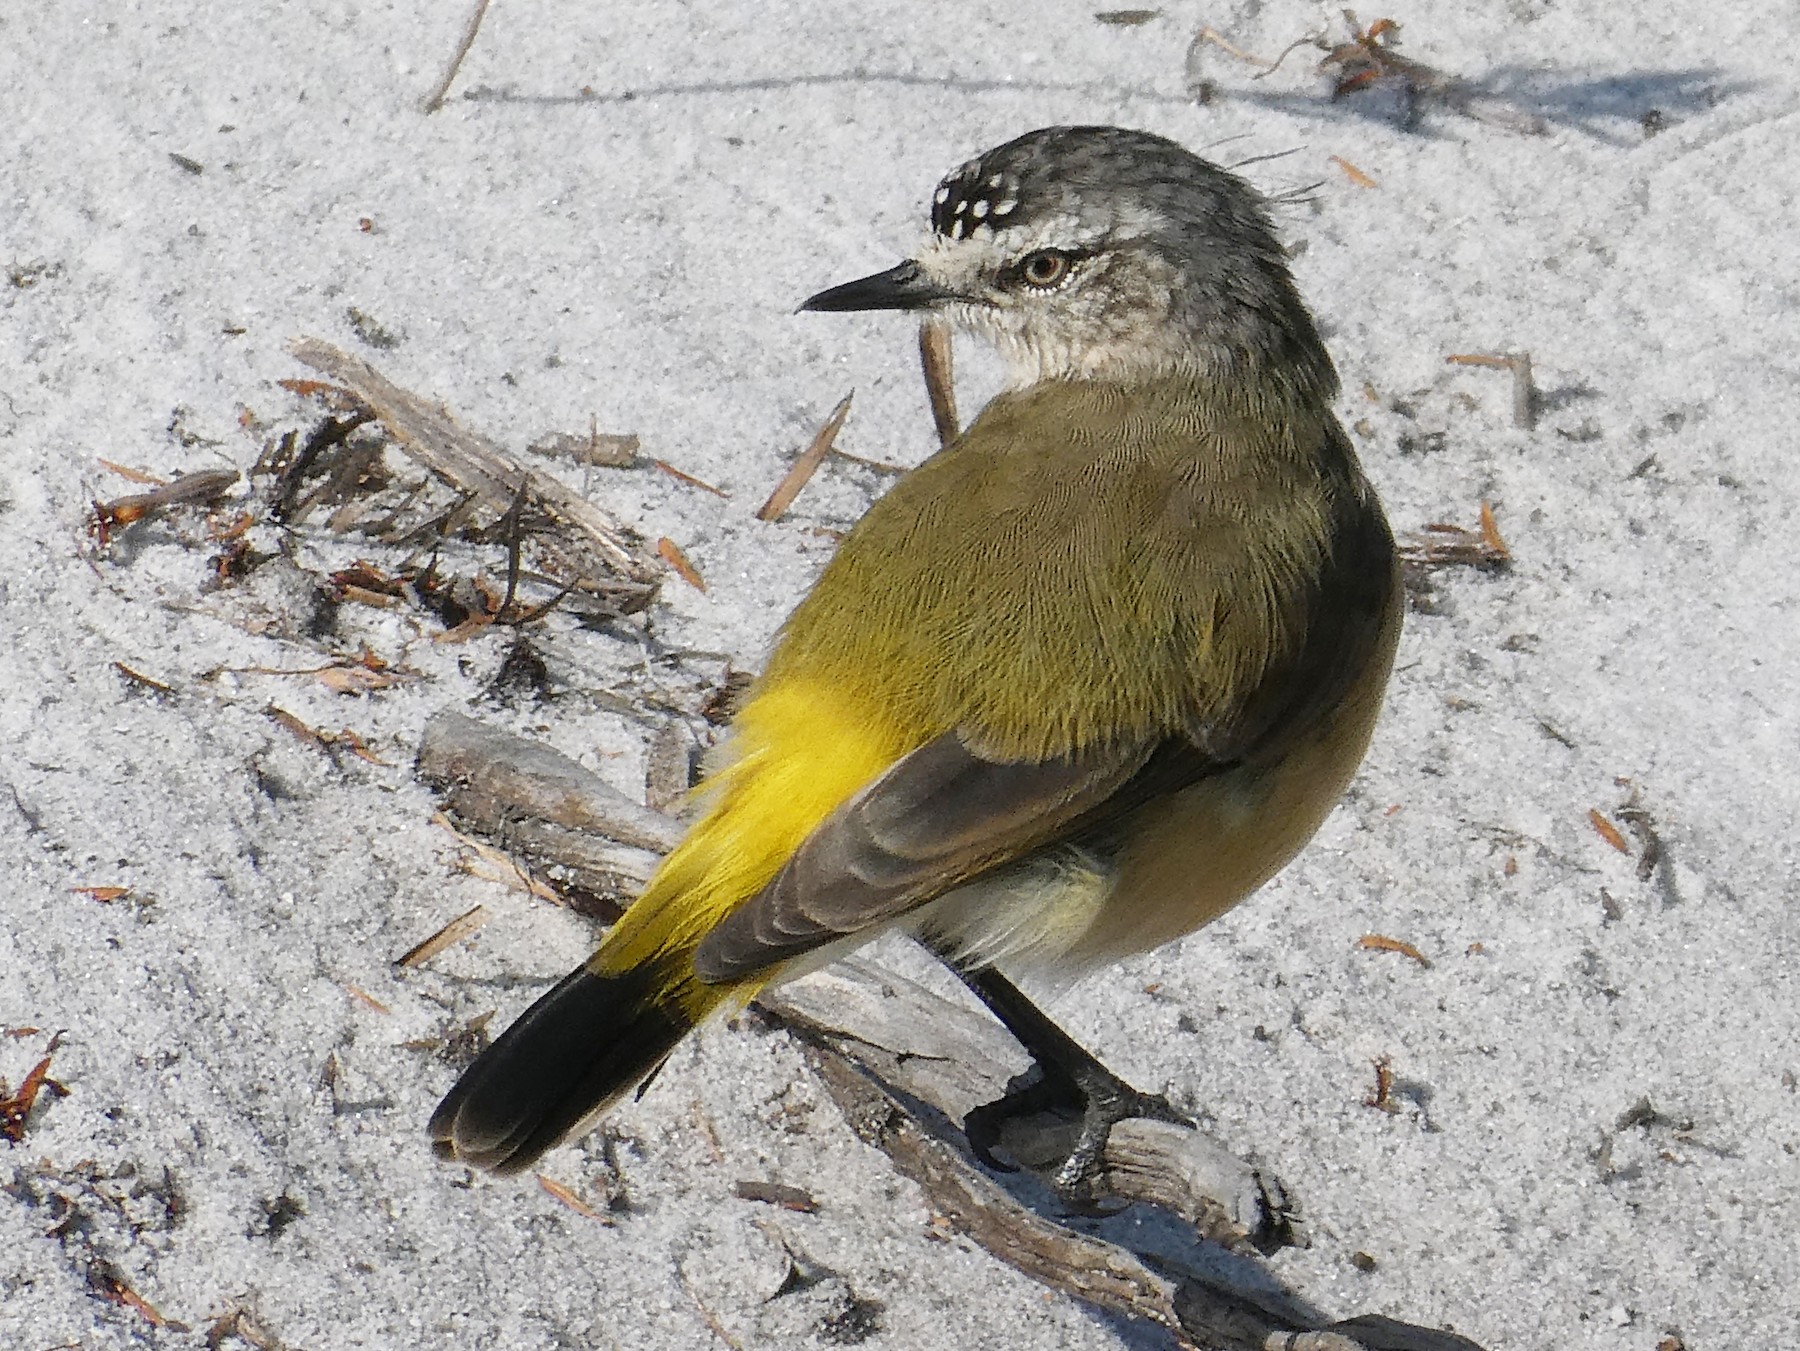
left=428, top=960, right=699, bottom=1174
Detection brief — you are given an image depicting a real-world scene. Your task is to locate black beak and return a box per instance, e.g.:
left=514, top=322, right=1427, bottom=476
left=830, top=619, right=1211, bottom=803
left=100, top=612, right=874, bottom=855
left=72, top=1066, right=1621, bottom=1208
left=799, top=260, right=955, bottom=313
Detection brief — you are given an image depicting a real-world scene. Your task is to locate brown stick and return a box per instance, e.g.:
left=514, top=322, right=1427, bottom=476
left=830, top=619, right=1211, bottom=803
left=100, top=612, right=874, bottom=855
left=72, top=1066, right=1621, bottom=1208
left=918, top=319, right=959, bottom=449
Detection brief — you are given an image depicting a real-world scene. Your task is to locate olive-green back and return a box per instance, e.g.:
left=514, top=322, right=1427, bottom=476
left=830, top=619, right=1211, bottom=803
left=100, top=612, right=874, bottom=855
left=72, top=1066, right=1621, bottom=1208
left=766, top=375, right=1391, bottom=765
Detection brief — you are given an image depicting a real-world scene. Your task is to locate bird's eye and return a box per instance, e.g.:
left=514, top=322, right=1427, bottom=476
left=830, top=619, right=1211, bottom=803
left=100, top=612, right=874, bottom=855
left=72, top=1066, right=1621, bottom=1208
left=1018, top=249, right=1074, bottom=289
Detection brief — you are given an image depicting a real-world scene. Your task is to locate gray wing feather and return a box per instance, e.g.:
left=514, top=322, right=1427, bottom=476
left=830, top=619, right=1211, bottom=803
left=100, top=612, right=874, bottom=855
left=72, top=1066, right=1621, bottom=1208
left=690, top=733, right=1153, bottom=983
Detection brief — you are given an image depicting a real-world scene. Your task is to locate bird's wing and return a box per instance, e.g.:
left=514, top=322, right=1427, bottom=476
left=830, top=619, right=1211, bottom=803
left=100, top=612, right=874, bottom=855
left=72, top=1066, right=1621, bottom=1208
left=690, top=730, right=1223, bottom=982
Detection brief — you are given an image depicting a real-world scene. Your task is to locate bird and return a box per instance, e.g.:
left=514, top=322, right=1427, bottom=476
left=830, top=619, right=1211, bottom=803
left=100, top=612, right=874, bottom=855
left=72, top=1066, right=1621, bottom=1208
left=429, top=125, right=1401, bottom=1197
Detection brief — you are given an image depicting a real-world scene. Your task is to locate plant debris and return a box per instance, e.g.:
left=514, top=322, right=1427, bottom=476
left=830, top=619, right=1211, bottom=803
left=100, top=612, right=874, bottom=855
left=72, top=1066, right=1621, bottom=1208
left=1189, top=10, right=1549, bottom=134
left=1356, top=934, right=1431, bottom=967
left=92, top=468, right=240, bottom=549
left=1, top=1046, right=68, bottom=1142
left=757, top=392, right=855, bottom=522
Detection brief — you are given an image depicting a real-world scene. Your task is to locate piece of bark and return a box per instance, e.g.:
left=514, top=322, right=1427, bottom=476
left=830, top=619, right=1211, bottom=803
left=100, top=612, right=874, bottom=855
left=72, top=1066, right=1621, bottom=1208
left=288, top=339, right=660, bottom=588
left=412, top=710, right=1489, bottom=1350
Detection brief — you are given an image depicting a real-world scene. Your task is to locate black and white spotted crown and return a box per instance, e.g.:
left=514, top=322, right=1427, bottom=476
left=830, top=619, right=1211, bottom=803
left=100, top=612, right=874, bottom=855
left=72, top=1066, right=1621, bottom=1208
left=931, top=158, right=1026, bottom=240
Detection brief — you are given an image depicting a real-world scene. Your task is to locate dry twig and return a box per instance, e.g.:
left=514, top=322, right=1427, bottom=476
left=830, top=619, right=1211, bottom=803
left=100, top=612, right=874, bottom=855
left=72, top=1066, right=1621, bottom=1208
left=918, top=319, right=960, bottom=449
left=756, top=393, right=855, bottom=522
left=421, top=0, right=493, bottom=112
left=394, top=905, right=491, bottom=968
left=1447, top=352, right=1537, bottom=430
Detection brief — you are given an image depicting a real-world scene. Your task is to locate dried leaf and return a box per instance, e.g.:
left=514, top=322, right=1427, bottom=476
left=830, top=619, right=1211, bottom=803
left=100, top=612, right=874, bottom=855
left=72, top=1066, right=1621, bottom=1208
left=334, top=728, right=391, bottom=766
left=1478, top=500, right=1509, bottom=559
left=0, top=1054, right=60, bottom=1141
left=316, top=664, right=408, bottom=695
left=1589, top=808, right=1631, bottom=854
left=72, top=885, right=132, bottom=903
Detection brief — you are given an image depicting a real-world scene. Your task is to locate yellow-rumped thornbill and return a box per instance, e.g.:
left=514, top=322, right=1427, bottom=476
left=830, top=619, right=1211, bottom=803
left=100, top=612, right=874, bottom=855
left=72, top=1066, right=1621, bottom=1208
left=429, top=125, right=1401, bottom=1198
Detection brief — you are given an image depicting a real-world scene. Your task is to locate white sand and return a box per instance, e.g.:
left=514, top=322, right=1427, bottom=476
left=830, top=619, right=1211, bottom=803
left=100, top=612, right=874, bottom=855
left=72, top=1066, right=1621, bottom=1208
left=3, top=3, right=1796, bottom=1348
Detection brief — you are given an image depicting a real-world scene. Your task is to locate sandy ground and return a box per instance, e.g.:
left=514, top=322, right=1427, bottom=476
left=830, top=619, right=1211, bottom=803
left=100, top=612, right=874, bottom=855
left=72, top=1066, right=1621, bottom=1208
left=3, top=3, right=1797, bottom=1348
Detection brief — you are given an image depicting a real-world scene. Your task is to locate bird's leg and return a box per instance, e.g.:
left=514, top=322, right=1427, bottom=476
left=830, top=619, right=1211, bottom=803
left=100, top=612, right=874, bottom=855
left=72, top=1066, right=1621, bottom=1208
left=945, top=961, right=1191, bottom=1204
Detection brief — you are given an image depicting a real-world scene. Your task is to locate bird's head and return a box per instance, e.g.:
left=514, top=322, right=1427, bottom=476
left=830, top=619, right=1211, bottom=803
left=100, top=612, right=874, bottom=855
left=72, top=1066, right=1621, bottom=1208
left=802, top=125, right=1336, bottom=398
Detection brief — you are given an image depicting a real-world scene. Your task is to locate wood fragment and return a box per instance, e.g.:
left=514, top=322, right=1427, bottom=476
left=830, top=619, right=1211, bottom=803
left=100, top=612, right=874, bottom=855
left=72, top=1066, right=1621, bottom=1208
left=1356, top=934, right=1431, bottom=967
left=919, top=320, right=960, bottom=449
left=644, top=721, right=696, bottom=815
left=421, top=0, right=493, bottom=112
left=1094, top=9, right=1161, bottom=25
left=1507, top=352, right=1537, bottom=429
left=205, top=1306, right=289, bottom=1351
left=657, top=537, right=707, bottom=591
left=394, top=904, right=491, bottom=968
left=417, top=712, right=683, bottom=855
left=437, top=819, right=565, bottom=905
left=1588, top=809, right=1631, bottom=855
left=530, top=424, right=640, bottom=467
left=732, top=1179, right=820, bottom=1213
left=1613, top=780, right=1664, bottom=882
left=1397, top=506, right=1510, bottom=571
left=756, top=392, right=854, bottom=522
left=1329, top=155, right=1378, bottom=188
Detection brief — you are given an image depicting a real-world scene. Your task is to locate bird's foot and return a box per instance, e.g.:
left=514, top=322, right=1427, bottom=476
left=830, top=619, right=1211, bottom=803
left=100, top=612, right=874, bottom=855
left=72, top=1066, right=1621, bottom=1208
left=964, top=1060, right=1192, bottom=1207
